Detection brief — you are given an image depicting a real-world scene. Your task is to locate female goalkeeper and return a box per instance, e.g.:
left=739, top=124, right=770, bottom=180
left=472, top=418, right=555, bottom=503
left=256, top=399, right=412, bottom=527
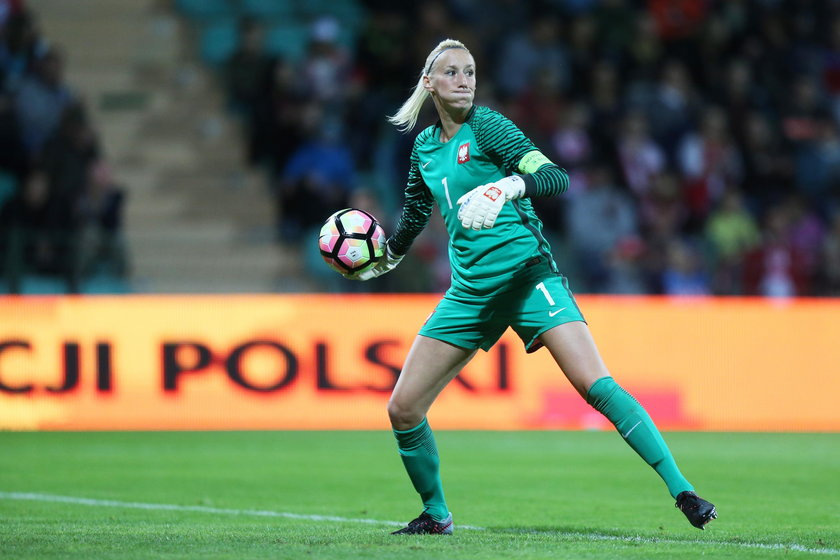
left=353, top=38, right=716, bottom=535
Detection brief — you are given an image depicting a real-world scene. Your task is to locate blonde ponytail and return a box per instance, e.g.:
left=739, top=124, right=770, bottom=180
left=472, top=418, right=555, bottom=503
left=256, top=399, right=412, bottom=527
left=387, top=38, right=470, bottom=132
left=387, top=72, right=429, bottom=132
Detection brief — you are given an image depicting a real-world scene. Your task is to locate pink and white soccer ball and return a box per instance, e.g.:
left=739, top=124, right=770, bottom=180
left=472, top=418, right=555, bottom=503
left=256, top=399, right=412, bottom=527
left=318, top=208, right=386, bottom=276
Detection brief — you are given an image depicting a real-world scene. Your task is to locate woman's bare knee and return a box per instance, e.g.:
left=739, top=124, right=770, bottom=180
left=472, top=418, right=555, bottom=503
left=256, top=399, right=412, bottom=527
left=387, top=397, right=424, bottom=431
left=385, top=336, right=477, bottom=430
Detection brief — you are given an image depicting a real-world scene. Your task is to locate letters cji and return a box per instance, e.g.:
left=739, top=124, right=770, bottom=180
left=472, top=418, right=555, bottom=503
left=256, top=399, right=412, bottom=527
left=0, top=340, right=112, bottom=393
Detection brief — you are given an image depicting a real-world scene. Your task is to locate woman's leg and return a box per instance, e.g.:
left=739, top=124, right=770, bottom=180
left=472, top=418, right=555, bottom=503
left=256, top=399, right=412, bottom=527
left=388, top=335, right=476, bottom=530
left=388, top=335, right=477, bottom=430
left=537, top=320, right=611, bottom=398
left=539, top=321, right=716, bottom=528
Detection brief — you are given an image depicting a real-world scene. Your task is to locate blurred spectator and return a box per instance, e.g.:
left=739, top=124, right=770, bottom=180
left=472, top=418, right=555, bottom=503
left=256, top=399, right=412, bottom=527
left=640, top=171, right=688, bottom=239
left=224, top=19, right=271, bottom=114
left=794, top=112, right=840, bottom=214
left=408, top=1, right=466, bottom=80
left=355, top=8, right=412, bottom=99
left=661, top=239, right=710, bottom=296
left=638, top=171, right=690, bottom=292
left=740, top=110, right=794, bottom=213
left=645, top=0, right=709, bottom=92
left=41, top=101, right=99, bottom=227
left=510, top=69, right=567, bottom=151
left=0, top=0, right=23, bottom=28
left=274, top=104, right=356, bottom=243
left=819, top=211, right=840, bottom=295
left=593, top=0, right=635, bottom=57
left=0, top=90, right=26, bottom=180
left=694, top=5, right=742, bottom=93
left=714, top=58, right=771, bottom=152
left=565, top=164, right=639, bottom=293
left=0, top=5, right=131, bottom=294
left=603, top=235, right=648, bottom=294
left=550, top=101, right=593, bottom=192
left=586, top=60, right=623, bottom=157
left=822, top=16, right=840, bottom=124
left=0, top=0, right=24, bottom=14
left=302, top=16, right=353, bottom=115
left=785, top=192, right=826, bottom=278
left=647, top=0, right=707, bottom=46
left=0, top=167, right=80, bottom=290
left=0, top=8, right=47, bottom=93
left=14, top=46, right=74, bottom=158
left=743, top=203, right=810, bottom=298
left=614, top=109, right=666, bottom=200
left=223, top=18, right=274, bottom=167
left=494, top=16, right=568, bottom=100
left=447, top=0, right=531, bottom=65
left=252, top=57, right=307, bottom=174
left=742, top=9, right=797, bottom=110
left=677, top=105, right=744, bottom=229
left=351, top=8, right=413, bottom=170
left=527, top=98, right=587, bottom=231
left=781, top=75, right=830, bottom=147
left=622, top=11, right=666, bottom=87
left=704, top=188, right=761, bottom=295
left=641, top=59, right=700, bottom=157
left=76, top=159, right=127, bottom=278
left=564, top=14, right=598, bottom=99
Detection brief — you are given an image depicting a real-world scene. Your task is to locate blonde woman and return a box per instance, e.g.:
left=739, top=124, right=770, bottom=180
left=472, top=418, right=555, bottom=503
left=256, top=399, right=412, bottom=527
left=355, top=39, right=716, bottom=535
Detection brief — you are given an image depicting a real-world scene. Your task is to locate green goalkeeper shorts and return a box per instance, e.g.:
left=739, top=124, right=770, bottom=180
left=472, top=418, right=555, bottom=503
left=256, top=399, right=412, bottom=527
left=419, top=272, right=585, bottom=353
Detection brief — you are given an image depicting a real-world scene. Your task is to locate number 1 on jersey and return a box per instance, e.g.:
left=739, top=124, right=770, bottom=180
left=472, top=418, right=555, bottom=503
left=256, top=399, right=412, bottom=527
left=442, top=177, right=453, bottom=209
left=535, top=281, right=556, bottom=305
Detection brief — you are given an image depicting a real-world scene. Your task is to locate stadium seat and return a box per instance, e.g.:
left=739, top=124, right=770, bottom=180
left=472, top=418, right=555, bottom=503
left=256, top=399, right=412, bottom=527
left=299, top=0, right=365, bottom=30
left=0, top=171, right=16, bottom=210
left=263, top=23, right=309, bottom=62
left=240, top=0, right=298, bottom=21
left=200, top=20, right=240, bottom=67
left=174, top=0, right=236, bottom=22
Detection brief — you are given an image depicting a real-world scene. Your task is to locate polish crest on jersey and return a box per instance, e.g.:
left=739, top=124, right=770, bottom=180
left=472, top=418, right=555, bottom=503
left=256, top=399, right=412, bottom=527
left=457, top=141, right=471, bottom=164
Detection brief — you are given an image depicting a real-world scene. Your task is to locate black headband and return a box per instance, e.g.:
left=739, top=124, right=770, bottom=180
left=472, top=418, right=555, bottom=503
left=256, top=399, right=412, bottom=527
left=425, top=46, right=466, bottom=75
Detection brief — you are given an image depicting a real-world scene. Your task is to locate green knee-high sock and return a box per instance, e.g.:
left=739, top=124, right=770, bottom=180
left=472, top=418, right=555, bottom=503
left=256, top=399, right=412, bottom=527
left=393, top=418, right=449, bottom=521
left=586, top=376, right=693, bottom=498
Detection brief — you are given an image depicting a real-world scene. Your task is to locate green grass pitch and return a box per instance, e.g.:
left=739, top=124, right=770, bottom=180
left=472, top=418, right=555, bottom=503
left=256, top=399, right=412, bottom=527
left=1, top=431, right=838, bottom=559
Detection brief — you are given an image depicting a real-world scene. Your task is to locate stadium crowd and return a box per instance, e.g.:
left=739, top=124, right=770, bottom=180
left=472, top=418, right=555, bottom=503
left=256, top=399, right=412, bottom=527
left=220, top=0, right=840, bottom=297
left=0, top=0, right=127, bottom=293
left=4, top=0, right=840, bottom=297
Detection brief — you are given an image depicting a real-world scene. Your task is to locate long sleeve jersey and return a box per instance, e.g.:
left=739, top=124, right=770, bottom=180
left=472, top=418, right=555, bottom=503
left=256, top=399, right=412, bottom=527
left=390, top=105, right=570, bottom=296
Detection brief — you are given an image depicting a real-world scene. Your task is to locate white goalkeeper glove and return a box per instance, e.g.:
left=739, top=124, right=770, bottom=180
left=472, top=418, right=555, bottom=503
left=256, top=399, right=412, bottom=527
left=456, top=175, right=526, bottom=230
left=350, top=243, right=404, bottom=281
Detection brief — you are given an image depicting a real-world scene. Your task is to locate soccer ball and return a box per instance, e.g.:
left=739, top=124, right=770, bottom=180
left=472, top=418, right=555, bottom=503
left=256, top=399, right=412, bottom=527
left=318, top=208, right=386, bottom=276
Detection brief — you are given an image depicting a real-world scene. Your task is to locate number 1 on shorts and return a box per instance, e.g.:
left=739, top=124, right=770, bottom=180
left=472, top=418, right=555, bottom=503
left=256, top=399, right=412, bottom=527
left=535, top=281, right=556, bottom=306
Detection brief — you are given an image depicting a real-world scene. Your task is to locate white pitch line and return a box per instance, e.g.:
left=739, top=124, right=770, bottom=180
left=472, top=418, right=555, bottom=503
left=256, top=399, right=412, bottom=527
left=1, top=492, right=837, bottom=555
left=0, top=491, right=407, bottom=527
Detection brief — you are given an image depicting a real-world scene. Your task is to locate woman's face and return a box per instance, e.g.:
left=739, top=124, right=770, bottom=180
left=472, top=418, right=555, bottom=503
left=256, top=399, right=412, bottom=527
left=424, top=48, right=476, bottom=111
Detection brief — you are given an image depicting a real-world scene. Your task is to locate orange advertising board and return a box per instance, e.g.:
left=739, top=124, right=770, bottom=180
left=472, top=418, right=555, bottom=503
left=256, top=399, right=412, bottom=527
left=0, top=294, right=838, bottom=431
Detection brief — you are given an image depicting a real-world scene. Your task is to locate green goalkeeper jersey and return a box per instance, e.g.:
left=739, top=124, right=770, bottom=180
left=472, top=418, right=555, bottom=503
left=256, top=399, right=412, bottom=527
left=390, top=105, right=570, bottom=296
